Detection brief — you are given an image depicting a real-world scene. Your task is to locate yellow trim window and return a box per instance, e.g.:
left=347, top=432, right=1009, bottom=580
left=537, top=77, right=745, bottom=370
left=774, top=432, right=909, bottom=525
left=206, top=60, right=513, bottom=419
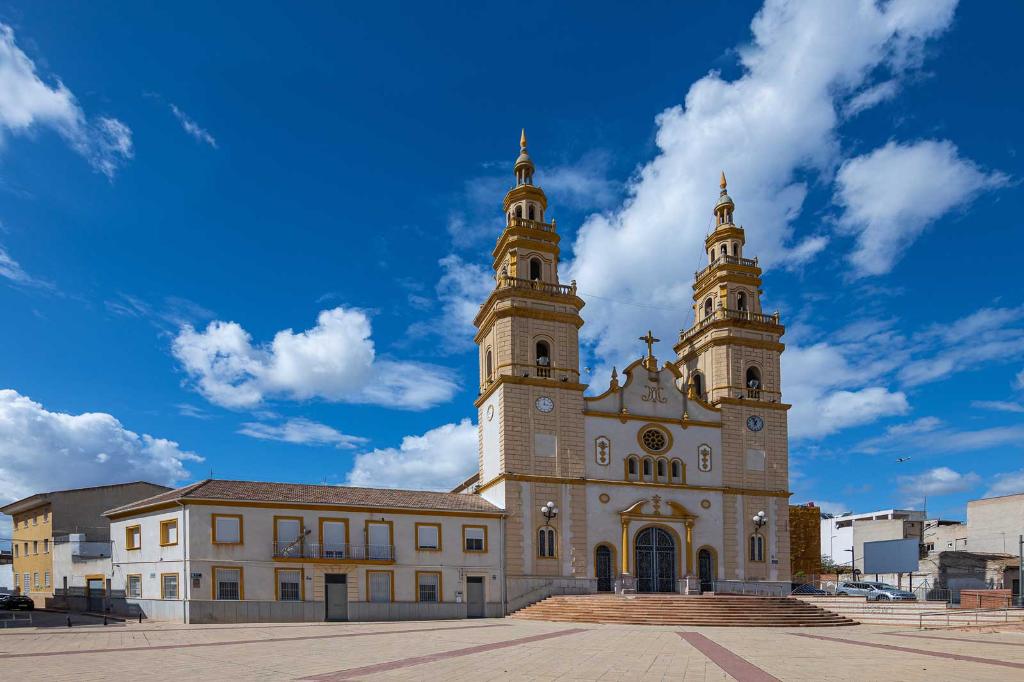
left=367, top=570, right=393, bottom=603
left=214, top=567, right=243, bottom=600
left=125, top=525, right=142, bottom=550
left=415, top=523, right=442, bottom=551
left=160, top=519, right=179, bottom=546
left=161, top=573, right=179, bottom=599
left=416, top=571, right=441, bottom=603
left=463, top=525, right=487, bottom=552
left=127, top=574, right=142, bottom=599
left=276, top=568, right=303, bottom=601
left=212, top=514, right=243, bottom=544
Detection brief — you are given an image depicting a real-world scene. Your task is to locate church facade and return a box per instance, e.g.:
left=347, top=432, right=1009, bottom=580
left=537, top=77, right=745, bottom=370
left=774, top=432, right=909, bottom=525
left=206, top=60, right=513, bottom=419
left=471, top=132, right=792, bottom=592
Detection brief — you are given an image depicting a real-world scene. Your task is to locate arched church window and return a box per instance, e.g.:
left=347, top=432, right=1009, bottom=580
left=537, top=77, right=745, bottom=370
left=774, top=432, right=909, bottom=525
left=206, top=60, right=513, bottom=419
left=691, top=372, right=704, bottom=400
left=528, top=204, right=536, bottom=220
left=656, top=459, right=666, bottom=480
left=538, top=527, right=556, bottom=558
left=732, top=242, right=739, bottom=256
left=642, top=458, right=652, bottom=479
left=749, top=534, right=765, bottom=562
left=535, top=340, right=551, bottom=378
left=703, top=298, right=713, bottom=318
left=737, top=291, right=747, bottom=312
left=671, top=459, right=682, bottom=483
left=627, top=456, right=638, bottom=481
left=720, top=245, right=728, bottom=258
left=529, top=257, right=542, bottom=281
left=515, top=205, right=523, bottom=218
left=485, top=349, right=493, bottom=380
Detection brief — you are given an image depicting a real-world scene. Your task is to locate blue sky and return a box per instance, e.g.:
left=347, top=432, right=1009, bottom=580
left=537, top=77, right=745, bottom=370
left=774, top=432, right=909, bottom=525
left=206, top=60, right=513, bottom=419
left=1, top=0, right=1022, bottom=540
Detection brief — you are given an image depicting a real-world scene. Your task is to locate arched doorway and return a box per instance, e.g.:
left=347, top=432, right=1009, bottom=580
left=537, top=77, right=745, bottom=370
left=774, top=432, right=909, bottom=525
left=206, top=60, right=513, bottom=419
left=595, top=545, right=613, bottom=592
left=635, top=527, right=676, bottom=593
left=698, top=548, right=716, bottom=592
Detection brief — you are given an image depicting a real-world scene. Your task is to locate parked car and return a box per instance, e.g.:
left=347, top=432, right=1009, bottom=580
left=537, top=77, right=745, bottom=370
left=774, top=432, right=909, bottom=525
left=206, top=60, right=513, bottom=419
left=0, top=594, right=35, bottom=610
left=791, top=583, right=828, bottom=595
left=863, top=582, right=917, bottom=601
left=834, top=581, right=877, bottom=597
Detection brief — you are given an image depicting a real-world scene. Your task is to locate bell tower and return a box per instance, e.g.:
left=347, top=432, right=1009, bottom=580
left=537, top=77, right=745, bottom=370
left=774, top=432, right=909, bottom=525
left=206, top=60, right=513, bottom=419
left=673, top=174, right=791, bottom=581
left=474, top=131, right=588, bottom=577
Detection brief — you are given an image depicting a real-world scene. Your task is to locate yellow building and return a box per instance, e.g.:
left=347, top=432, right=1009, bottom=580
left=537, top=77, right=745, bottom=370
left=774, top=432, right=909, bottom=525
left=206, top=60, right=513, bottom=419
left=2, top=482, right=170, bottom=607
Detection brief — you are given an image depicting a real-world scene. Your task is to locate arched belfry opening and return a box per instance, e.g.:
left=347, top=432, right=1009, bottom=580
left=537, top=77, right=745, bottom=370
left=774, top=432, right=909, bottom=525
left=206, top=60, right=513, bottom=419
left=746, top=366, right=761, bottom=398
left=535, top=340, right=551, bottom=377
left=529, top=257, right=542, bottom=281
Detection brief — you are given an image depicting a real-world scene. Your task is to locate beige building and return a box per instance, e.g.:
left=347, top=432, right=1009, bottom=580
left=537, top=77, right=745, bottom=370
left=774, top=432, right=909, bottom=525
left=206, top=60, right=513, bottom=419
left=104, top=480, right=505, bottom=623
left=964, top=492, right=1024, bottom=555
left=1, top=481, right=169, bottom=607
left=469, top=133, right=792, bottom=593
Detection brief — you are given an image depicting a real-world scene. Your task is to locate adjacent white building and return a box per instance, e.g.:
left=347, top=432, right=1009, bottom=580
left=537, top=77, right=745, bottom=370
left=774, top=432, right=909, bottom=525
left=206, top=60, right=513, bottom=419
left=820, top=509, right=926, bottom=571
left=104, top=480, right=505, bottom=623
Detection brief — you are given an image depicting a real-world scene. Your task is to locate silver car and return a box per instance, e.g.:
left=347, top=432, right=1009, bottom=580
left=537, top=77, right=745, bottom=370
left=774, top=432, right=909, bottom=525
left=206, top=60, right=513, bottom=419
left=835, top=581, right=876, bottom=597
left=863, top=582, right=917, bottom=601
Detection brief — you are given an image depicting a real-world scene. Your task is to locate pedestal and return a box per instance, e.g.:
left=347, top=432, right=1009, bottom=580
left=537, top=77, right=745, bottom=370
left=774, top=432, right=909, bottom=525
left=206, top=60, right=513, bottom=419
left=615, top=574, right=637, bottom=595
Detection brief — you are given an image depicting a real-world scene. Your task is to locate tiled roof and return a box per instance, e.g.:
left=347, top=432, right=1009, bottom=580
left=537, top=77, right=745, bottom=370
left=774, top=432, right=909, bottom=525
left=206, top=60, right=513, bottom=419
left=105, top=479, right=502, bottom=516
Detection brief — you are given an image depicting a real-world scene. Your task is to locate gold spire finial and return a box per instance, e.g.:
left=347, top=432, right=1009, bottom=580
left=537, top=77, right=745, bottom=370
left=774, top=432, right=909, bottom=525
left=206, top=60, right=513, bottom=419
left=720, top=171, right=727, bottom=190
left=520, top=128, right=528, bottom=149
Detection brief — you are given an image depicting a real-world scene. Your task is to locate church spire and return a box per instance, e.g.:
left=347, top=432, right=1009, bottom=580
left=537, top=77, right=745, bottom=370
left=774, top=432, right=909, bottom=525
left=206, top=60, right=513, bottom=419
left=714, top=170, right=735, bottom=227
left=514, top=128, right=535, bottom=186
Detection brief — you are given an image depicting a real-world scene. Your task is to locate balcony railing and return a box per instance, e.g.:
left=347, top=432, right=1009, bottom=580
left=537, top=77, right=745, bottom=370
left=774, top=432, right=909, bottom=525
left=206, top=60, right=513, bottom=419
left=507, top=216, right=555, bottom=232
left=694, top=255, right=759, bottom=283
left=482, top=363, right=581, bottom=389
left=272, top=542, right=395, bottom=561
left=679, top=307, right=781, bottom=344
left=496, top=276, right=577, bottom=297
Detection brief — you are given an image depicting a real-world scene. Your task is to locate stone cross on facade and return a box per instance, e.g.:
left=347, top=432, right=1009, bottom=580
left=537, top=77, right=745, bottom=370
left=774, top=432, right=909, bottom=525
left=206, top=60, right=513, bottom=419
left=639, top=330, right=659, bottom=370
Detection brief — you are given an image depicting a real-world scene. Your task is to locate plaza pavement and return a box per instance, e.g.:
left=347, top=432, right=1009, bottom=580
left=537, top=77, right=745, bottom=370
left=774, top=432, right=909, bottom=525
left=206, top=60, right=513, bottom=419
left=1, top=616, right=1023, bottom=681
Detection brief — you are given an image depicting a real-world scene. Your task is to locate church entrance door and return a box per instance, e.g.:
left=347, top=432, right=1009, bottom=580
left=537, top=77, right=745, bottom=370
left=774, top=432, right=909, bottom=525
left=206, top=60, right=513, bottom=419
left=595, top=545, right=613, bottom=592
left=635, top=527, right=676, bottom=593
left=698, top=549, right=715, bottom=592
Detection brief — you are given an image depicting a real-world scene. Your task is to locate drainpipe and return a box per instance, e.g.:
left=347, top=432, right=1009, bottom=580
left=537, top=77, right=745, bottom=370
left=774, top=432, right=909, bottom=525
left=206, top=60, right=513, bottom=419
left=177, top=501, right=188, bottom=624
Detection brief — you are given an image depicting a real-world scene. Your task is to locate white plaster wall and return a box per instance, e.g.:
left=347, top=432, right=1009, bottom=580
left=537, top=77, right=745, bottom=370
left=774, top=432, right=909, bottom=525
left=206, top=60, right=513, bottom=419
left=479, top=392, right=501, bottom=485
left=820, top=518, right=854, bottom=566
left=110, top=508, right=186, bottom=601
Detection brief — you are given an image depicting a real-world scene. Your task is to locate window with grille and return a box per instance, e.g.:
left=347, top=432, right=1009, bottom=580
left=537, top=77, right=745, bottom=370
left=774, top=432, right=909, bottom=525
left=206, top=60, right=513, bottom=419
left=215, top=568, right=241, bottom=600
left=749, top=535, right=765, bottom=562
left=369, top=572, right=392, bottom=603
left=417, top=572, right=440, bottom=602
left=44, top=572, right=50, bottom=587
left=162, top=574, right=179, bottom=599
left=278, top=570, right=301, bottom=601
left=127, top=575, right=142, bottom=599
left=538, top=527, right=556, bottom=558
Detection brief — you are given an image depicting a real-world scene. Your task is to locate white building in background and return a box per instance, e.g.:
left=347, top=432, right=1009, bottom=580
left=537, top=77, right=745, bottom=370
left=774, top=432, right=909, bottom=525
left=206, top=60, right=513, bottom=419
left=820, top=509, right=926, bottom=570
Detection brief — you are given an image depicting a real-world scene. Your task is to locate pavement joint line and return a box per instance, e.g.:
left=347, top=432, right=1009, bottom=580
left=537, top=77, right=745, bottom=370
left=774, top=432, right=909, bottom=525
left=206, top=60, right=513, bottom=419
left=299, top=627, right=588, bottom=681
left=889, top=632, right=1024, bottom=647
left=676, top=632, right=781, bottom=682
left=791, top=632, right=1024, bottom=670
left=0, top=622, right=509, bottom=660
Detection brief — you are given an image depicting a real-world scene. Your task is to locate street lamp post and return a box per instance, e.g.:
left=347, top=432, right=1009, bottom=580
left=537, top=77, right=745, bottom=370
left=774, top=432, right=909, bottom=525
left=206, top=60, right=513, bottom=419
left=540, top=500, right=558, bottom=526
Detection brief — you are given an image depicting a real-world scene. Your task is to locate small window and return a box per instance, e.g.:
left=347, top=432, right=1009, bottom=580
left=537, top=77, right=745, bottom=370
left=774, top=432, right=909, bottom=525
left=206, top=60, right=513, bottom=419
left=277, top=569, right=302, bottom=601
left=416, top=523, right=441, bottom=551
left=43, top=539, right=49, bottom=554
left=528, top=204, right=536, bottom=220
left=33, top=572, right=39, bottom=589
left=656, top=459, right=666, bottom=479
left=417, top=572, right=441, bottom=602
left=161, top=573, right=179, bottom=600
left=125, top=525, right=141, bottom=550
left=32, top=540, right=38, bottom=554
left=749, top=535, right=765, bottom=562
left=671, top=460, right=682, bottom=482
left=737, top=291, right=747, bottom=312
left=213, top=515, right=242, bottom=544
left=44, top=571, right=50, bottom=588
left=464, top=526, right=486, bottom=552
left=515, top=205, right=523, bottom=218
left=127, top=575, right=142, bottom=599
left=529, top=257, right=542, bottom=281
left=538, top=527, right=556, bottom=558
left=485, top=349, right=493, bottom=380
left=368, top=571, right=392, bottom=603
left=215, top=568, right=242, bottom=600
left=720, top=245, right=728, bottom=257
left=732, top=242, right=739, bottom=256
left=703, top=298, right=713, bottom=318
left=642, top=458, right=652, bottom=477
left=627, top=456, right=638, bottom=480
left=160, top=519, right=178, bottom=546
left=32, top=515, right=37, bottom=526
left=691, top=373, right=704, bottom=399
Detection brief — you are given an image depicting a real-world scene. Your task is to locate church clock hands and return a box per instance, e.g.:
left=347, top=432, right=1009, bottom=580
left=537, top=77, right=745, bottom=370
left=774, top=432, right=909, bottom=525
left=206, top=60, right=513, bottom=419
left=535, top=396, right=554, bottom=413
left=746, top=415, right=764, bottom=432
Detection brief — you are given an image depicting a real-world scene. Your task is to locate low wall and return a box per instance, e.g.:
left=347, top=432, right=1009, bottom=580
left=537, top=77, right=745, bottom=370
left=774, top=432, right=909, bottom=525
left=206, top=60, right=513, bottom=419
left=957, top=589, right=1012, bottom=609
left=185, top=600, right=503, bottom=624
left=506, top=576, right=597, bottom=613
left=712, top=580, right=791, bottom=597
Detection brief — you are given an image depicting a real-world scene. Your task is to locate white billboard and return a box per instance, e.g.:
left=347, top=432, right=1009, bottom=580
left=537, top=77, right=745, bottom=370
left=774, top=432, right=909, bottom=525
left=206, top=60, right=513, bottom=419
left=863, top=538, right=919, bottom=574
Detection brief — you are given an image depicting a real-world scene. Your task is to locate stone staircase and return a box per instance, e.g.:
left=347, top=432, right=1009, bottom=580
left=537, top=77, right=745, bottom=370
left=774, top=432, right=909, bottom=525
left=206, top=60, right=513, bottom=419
left=510, top=594, right=857, bottom=627
left=794, top=596, right=1024, bottom=628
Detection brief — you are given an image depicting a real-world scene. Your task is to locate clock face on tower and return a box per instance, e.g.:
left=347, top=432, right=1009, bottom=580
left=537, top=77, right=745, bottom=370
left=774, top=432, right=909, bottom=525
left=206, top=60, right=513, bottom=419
left=747, top=415, right=764, bottom=432
left=535, top=396, right=554, bottom=413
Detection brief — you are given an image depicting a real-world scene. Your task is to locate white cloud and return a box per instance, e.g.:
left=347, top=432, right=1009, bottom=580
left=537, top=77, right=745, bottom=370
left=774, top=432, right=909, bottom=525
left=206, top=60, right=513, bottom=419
left=345, top=419, right=477, bottom=491
left=0, top=24, right=133, bottom=178
left=0, top=243, right=52, bottom=290
left=172, top=306, right=458, bottom=410
left=815, top=500, right=851, bottom=516
left=984, top=470, right=1024, bottom=499
left=897, top=466, right=980, bottom=504
left=0, top=389, right=202, bottom=505
left=844, top=79, right=900, bottom=117
left=170, top=104, right=217, bottom=148
left=406, top=254, right=493, bottom=352
left=566, top=0, right=959, bottom=367
left=539, top=151, right=620, bottom=211
left=836, top=140, right=1007, bottom=276
left=971, top=400, right=1024, bottom=414
left=1015, top=368, right=1024, bottom=391
left=237, top=418, right=367, bottom=449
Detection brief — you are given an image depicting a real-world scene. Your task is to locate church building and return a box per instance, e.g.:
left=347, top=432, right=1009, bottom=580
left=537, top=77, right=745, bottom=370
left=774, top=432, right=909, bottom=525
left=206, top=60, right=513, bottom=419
left=468, top=131, right=792, bottom=593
